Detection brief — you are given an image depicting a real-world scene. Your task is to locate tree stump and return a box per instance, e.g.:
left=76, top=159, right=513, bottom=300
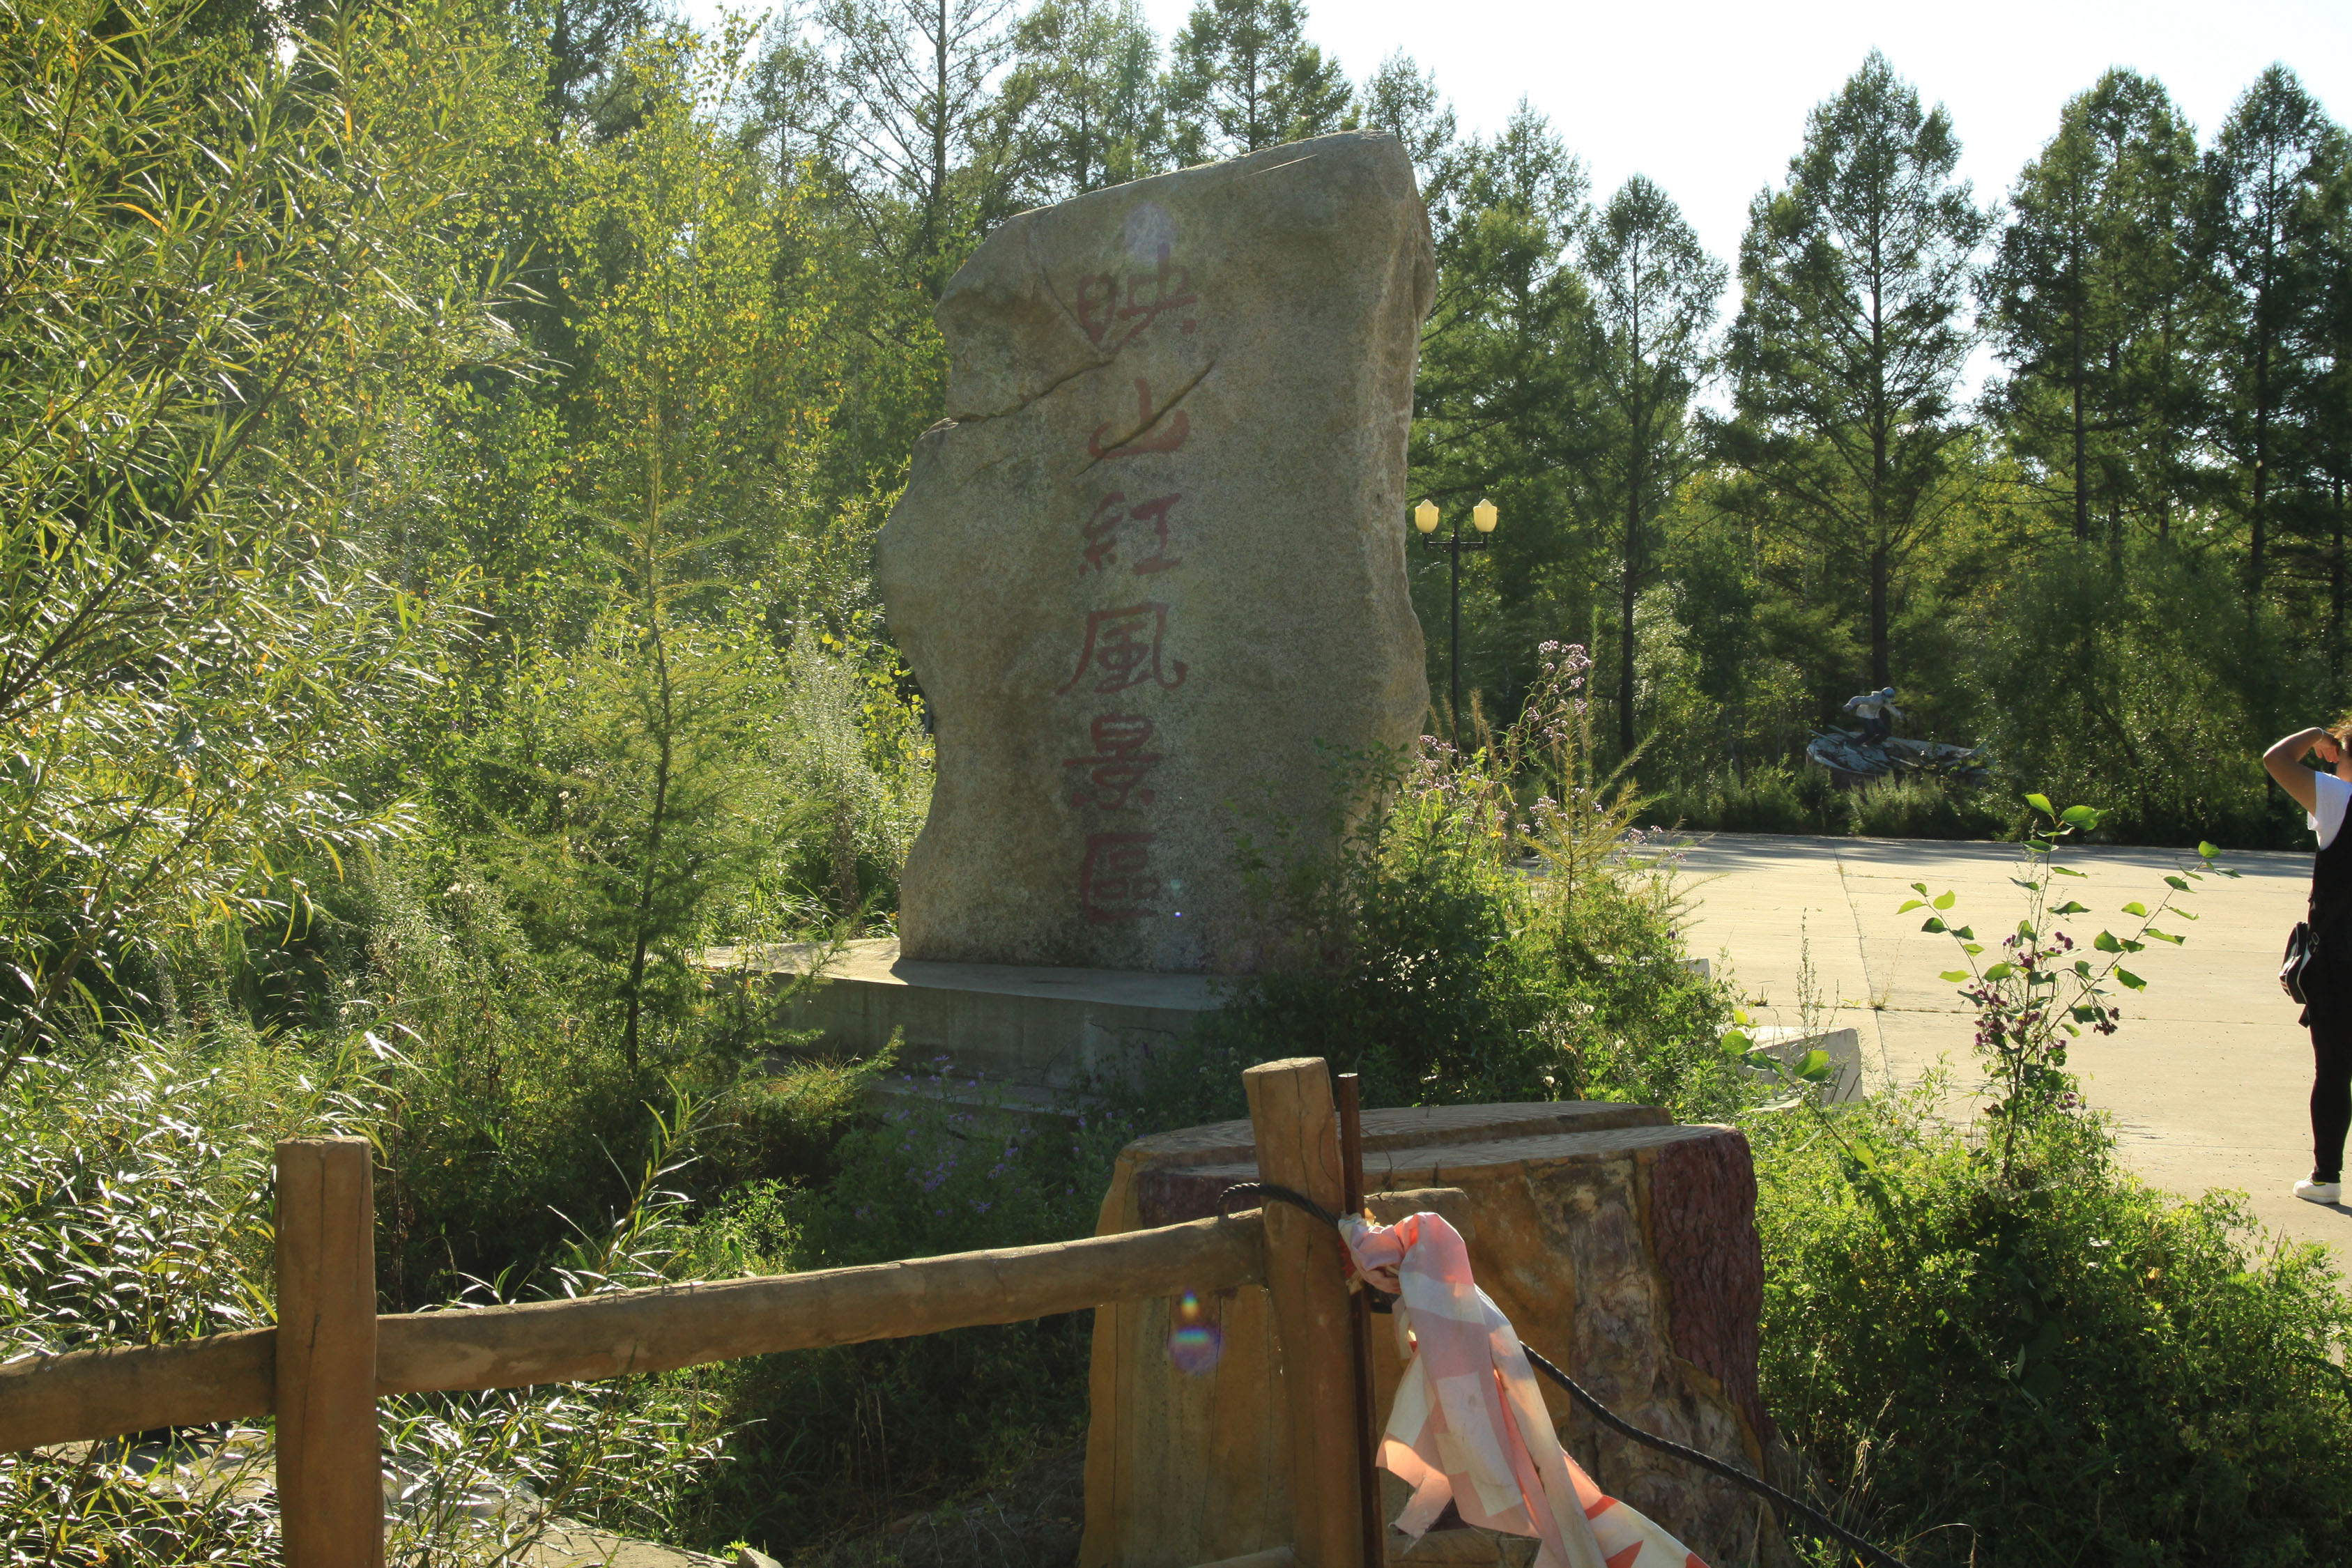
left=1079, top=1101, right=1774, bottom=1568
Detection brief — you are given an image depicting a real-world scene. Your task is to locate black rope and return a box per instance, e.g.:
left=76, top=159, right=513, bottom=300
left=1215, top=1181, right=1912, bottom=1568
left=1213, top=1179, right=1342, bottom=1229
left=1519, top=1345, right=1908, bottom=1568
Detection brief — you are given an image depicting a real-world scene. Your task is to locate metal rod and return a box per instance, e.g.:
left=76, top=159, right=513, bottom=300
left=1447, top=516, right=1462, bottom=742
left=1334, top=1073, right=1385, bottom=1568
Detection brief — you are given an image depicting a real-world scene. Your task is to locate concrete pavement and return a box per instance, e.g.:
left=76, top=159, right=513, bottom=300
left=1668, top=831, right=2346, bottom=1256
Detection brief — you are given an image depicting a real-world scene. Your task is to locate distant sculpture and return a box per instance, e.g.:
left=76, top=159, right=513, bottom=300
left=1810, top=684, right=1987, bottom=788
left=1843, top=685, right=1903, bottom=743
left=875, top=133, right=1435, bottom=973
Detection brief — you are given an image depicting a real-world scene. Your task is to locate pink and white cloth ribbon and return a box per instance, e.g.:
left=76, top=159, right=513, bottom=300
left=1338, top=1211, right=1706, bottom=1568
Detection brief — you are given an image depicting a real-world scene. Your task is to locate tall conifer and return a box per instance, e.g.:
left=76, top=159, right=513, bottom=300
left=998, top=0, right=1164, bottom=204
left=2201, top=66, right=2343, bottom=597
left=1163, top=0, right=1348, bottom=164
left=1985, top=70, right=2199, bottom=555
left=1580, top=176, right=1725, bottom=757
left=1716, top=50, right=1988, bottom=689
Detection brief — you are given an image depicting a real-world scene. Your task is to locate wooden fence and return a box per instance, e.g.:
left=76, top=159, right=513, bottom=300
left=0, top=1057, right=1394, bottom=1568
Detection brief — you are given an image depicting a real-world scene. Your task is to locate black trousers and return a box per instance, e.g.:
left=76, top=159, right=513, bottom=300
left=2309, top=960, right=2352, bottom=1180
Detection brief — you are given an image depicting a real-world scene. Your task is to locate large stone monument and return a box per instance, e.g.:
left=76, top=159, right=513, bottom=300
left=877, top=132, right=1433, bottom=975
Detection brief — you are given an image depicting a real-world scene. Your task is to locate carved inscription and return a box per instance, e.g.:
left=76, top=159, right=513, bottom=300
left=1082, top=491, right=1184, bottom=576
left=1075, top=242, right=1199, bottom=352
left=1063, top=713, right=1163, bottom=809
left=1079, top=831, right=1160, bottom=925
left=1061, top=222, right=1205, bottom=930
left=1089, top=376, right=1191, bottom=461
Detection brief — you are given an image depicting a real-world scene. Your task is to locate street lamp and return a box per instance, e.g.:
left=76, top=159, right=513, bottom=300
left=1415, top=498, right=1497, bottom=738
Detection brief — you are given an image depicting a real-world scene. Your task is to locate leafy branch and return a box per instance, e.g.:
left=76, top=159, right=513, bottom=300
left=1900, top=792, right=2233, bottom=1178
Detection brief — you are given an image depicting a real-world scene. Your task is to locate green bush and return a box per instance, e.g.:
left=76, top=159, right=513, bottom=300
left=1652, top=764, right=2014, bottom=841
left=1652, top=762, right=1845, bottom=836
left=671, top=1075, right=1120, bottom=1553
left=1754, top=1101, right=2352, bottom=1566
left=0, top=1024, right=730, bottom=1563
left=1847, top=774, right=2013, bottom=840
left=1193, top=648, right=1740, bottom=1119
left=1748, top=807, right=2352, bottom=1565
left=1968, top=544, right=2319, bottom=850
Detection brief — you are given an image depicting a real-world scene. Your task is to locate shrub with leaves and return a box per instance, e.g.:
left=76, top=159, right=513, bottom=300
left=1899, top=794, right=2231, bottom=1176
left=0, top=1026, right=744, bottom=1565
left=1753, top=1099, right=2352, bottom=1567
left=0, top=0, right=529, bottom=1074
left=1191, top=642, right=1739, bottom=1115
left=1739, top=792, right=2349, bottom=1567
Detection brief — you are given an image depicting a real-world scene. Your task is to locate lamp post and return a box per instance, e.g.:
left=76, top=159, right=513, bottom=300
left=1414, top=497, right=1497, bottom=739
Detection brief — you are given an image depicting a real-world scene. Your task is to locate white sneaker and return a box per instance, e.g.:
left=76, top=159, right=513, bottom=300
left=2296, top=1178, right=2343, bottom=1205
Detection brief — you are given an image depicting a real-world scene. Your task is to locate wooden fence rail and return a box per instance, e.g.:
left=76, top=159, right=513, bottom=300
left=0, top=1057, right=1388, bottom=1568
left=0, top=1208, right=1271, bottom=1453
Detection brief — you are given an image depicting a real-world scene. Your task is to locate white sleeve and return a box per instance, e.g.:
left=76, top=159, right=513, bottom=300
left=2313, top=770, right=2351, bottom=849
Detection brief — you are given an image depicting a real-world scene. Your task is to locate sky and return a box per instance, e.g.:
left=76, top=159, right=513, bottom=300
left=1123, top=0, right=2350, bottom=274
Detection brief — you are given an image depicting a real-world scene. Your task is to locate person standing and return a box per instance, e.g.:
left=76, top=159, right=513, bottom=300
left=2263, top=722, right=2352, bottom=1204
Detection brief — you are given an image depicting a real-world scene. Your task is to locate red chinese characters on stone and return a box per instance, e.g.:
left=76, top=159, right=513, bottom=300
left=1079, top=831, right=1160, bottom=924
left=1082, top=491, right=1183, bottom=575
left=1076, top=272, right=1120, bottom=346
left=1089, top=376, right=1190, bottom=460
left=1056, top=604, right=1188, bottom=695
left=1066, top=232, right=1200, bottom=932
left=1062, top=712, right=1163, bottom=809
left=1074, top=243, right=1199, bottom=352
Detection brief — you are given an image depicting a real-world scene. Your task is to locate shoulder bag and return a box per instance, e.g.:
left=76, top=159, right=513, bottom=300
left=2284, top=919, right=2317, bottom=1006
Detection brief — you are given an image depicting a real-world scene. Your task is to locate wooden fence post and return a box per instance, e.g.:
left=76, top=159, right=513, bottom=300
left=275, top=1137, right=383, bottom=1568
left=1245, top=1058, right=1361, bottom=1568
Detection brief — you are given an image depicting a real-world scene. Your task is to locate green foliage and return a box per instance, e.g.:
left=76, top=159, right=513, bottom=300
left=1652, top=764, right=2011, bottom=841
left=997, top=0, right=1165, bottom=203
left=1195, top=644, right=1739, bottom=1116
left=1971, top=542, right=2316, bottom=846
left=1742, top=792, right=2346, bottom=1566
left=1581, top=174, right=1727, bottom=756
left=0, top=1022, right=730, bottom=1564
left=1655, top=764, right=1842, bottom=836
left=1846, top=774, right=2011, bottom=840
left=1714, top=49, right=1990, bottom=691
left=353, top=852, right=883, bottom=1309
left=2201, top=66, right=2346, bottom=597
left=1983, top=70, right=2202, bottom=552
left=672, top=1075, right=1116, bottom=1551
left=1754, top=1102, right=2352, bottom=1567
left=1898, top=797, right=2229, bottom=1176
left=1164, top=0, right=1350, bottom=164
left=0, top=0, right=519, bottom=1067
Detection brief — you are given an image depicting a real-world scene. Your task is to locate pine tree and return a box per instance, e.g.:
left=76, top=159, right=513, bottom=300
left=1714, top=50, right=1988, bottom=690
left=1163, top=0, right=1349, bottom=165
left=1409, top=104, right=1596, bottom=725
left=1358, top=49, right=1455, bottom=189
left=1580, top=175, right=1725, bottom=757
left=2200, top=65, right=2343, bottom=597
left=809, top=0, right=1022, bottom=288
left=515, top=29, right=796, bottom=1074
left=2298, top=147, right=2352, bottom=675
left=1984, top=70, right=2199, bottom=555
left=998, top=0, right=1164, bottom=205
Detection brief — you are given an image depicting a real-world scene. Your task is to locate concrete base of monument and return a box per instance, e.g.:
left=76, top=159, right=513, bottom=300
left=702, top=937, right=1227, bottom=1113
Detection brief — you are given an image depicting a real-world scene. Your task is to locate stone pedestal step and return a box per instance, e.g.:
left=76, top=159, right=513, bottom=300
left=703, top=937, right=1224, bottom=1103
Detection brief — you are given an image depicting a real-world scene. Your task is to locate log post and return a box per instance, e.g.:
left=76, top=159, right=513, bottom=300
left=1334, top=1073, right=1385, bottom=1568
left=1244, top=1059, right=1359, bottom=1568
left=275, top=1137, right=383, bottom=1568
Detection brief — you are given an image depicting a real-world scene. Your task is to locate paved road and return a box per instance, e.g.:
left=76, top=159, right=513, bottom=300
left=1669, top=831, right=2346, bottom=1257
